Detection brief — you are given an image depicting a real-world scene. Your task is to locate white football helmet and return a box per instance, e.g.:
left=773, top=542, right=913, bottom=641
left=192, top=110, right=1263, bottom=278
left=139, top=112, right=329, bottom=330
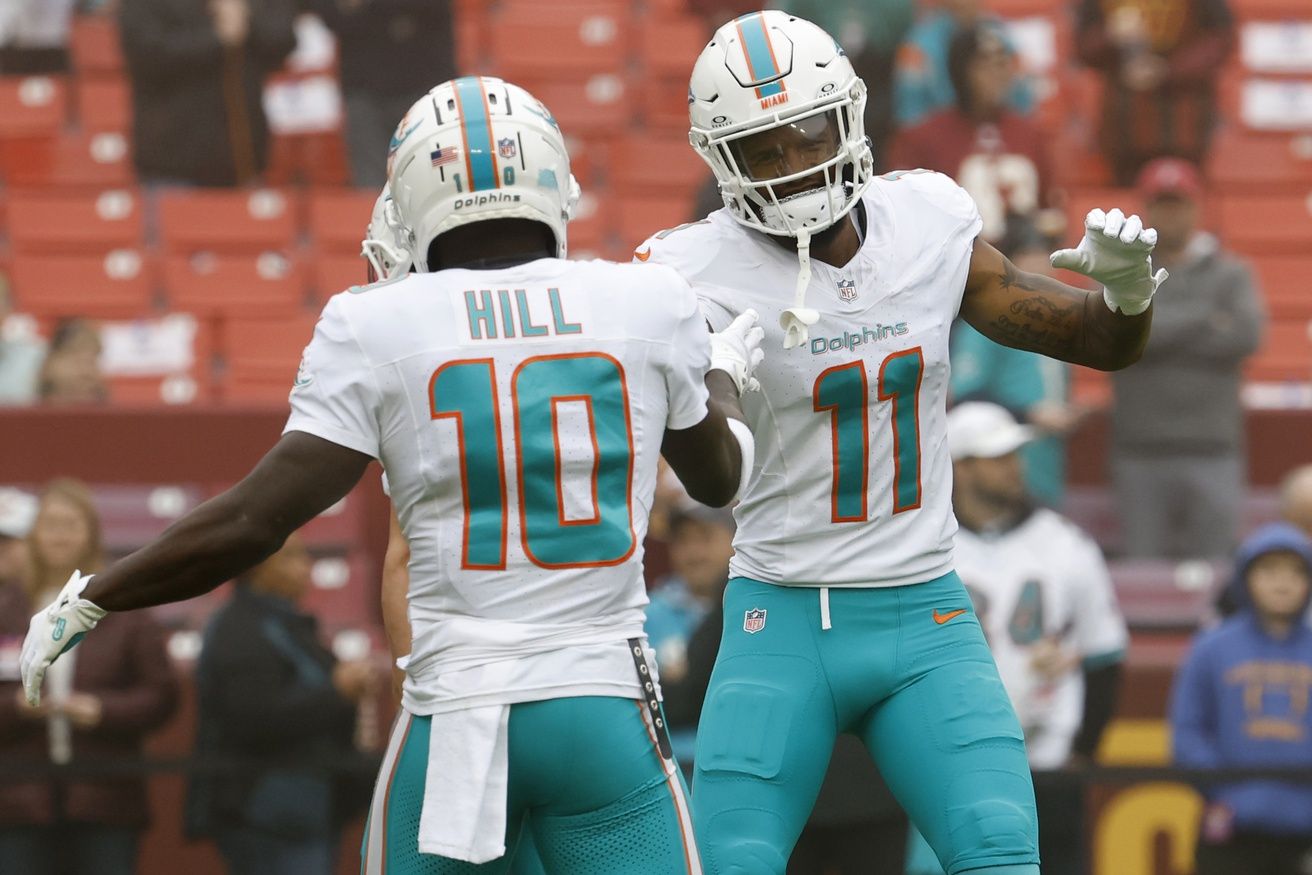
left=387, top=76, right=579, bottom=271
left=689, top=11, right=873, bottom=238
left=361, top=185, right=411, bottom=281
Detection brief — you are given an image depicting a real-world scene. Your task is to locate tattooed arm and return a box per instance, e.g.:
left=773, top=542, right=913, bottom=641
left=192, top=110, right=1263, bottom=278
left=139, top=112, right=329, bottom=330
left=959, top=239, right=1152, bottom=371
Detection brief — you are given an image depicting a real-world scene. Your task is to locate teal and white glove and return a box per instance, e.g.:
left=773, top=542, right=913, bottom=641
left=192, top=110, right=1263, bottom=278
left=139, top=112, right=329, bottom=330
left=20, top=570, right=106, bottom=706
left=710, top=308, right=766, bottom=393
left=1050, top=208, right=1168, bottom=316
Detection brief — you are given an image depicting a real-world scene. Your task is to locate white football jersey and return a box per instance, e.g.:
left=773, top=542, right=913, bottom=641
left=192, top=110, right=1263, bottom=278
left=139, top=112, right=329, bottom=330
left=285, top=258, right=711, bottom=714
left=638, top=171, right=981, bottom=587
left=954, top=508, right=1128, bottom=767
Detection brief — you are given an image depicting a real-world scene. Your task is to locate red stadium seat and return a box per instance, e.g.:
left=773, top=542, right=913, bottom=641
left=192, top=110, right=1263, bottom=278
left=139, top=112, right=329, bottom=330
left=617, top=194, right=694, bottom=250
left=1247, top=319, right=1312, bottom=382
left=1253, top=255, right=1312, bottom=319
left=7, top=189, right=143, bottom=253
left=610, top=135, right=708, bottom=196
left=101, top=314, right=215, bottom=405
left=156, top=189, right=302, bottom=253
left=0, top=130, right=133, bottom=188
left=219, top=313, right=320, bottom=404
left=310, top=252, right=369, bottom=303
left=9, top=250, right=156, bottom=319
left=307, top=189, right=378, bottom=253
left=1206, top=130, right=1312, bottom=193
left=566, top=191, right=615, bottom=258
left=638, top=13, right=709, bottom=78
left=265, top=131, right=351, bottom=188
left=488, top=6, right=630, bottom=79
left=163, top=252, right=307, bottom=317
left=75, top=75, right=132, bottom=131
left=1228, top=0, right=1312, bottom=18
left=0, top=76, right=67, bottom=138
left=516, top=76, right=634, bottom=138
left=70, top=16, right=125, bottom=74
left=637, top=74, right=690, bottom=132
left=1218, top=192, right=1312, bottom=254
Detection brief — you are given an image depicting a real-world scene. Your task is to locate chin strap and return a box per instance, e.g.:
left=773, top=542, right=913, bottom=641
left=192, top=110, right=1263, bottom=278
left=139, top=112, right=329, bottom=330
left=780, top=226, right=819, bottom=349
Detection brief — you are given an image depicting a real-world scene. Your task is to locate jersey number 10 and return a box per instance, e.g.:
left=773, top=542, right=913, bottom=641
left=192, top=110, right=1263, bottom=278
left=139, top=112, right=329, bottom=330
left=430, top=352, right=636, bottom=571
left=813, top=348, right=924, bottom=524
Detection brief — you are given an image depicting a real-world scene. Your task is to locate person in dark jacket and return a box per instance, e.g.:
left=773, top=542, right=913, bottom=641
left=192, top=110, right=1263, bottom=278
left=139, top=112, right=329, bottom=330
left=1075, top=0, right=1234, bottom=184
left=1170, top=523, right=1312, bottom=875
left=187, top=533, right=378, bottom=875
left=0, top=479, right=179, bottom=875
left=304, top=0, right=455, bottom=188
left=1110, top=157, right=1265, bottom=559
left=119, top=0, right=297, bottom=186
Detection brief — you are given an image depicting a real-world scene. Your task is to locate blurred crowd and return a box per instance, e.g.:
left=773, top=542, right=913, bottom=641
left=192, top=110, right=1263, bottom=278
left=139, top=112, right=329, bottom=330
left=1, top=0, right=1307, bottom=873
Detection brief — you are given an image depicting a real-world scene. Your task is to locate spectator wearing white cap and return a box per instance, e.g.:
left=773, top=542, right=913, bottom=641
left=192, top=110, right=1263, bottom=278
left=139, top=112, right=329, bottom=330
left=908, top=402, right=1128, bottom=875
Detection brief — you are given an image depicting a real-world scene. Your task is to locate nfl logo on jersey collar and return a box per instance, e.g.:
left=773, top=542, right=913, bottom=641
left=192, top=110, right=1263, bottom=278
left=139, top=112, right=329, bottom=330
left=837, top=279, right=857, bottom=302
left=743, top=608, right=767, bottom=633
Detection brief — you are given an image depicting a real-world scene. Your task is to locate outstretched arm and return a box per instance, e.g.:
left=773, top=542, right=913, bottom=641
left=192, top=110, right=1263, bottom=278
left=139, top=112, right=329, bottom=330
left=960, top=208, right=1162, bottom=371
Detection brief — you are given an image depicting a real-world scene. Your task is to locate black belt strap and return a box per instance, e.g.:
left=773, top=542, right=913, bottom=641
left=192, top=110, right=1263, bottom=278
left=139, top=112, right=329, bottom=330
left=627, top=637, right=673, bottom=760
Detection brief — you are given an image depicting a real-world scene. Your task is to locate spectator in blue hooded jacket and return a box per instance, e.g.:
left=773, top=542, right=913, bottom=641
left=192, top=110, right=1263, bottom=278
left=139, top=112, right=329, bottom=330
left=1169, top=522, right=1312, bottom=875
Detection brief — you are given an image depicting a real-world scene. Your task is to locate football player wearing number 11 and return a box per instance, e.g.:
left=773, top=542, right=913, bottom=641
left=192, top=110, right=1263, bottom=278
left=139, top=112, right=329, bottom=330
left=20, top=76, right=767, bottom=874
left=634, top=11, right=1164, bottom=875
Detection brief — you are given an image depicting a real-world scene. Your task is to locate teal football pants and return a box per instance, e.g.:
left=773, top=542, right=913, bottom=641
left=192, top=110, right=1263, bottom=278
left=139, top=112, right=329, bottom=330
left=692, top=573, right=1038, bottom=875
left=362, top=696, right=700, bottom=874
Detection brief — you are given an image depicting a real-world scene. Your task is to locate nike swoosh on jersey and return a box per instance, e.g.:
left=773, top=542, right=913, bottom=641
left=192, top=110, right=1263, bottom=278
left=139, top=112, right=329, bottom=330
left=932, top=608, right=967, bottom=625
left=633, top=248, right=652, bottom=262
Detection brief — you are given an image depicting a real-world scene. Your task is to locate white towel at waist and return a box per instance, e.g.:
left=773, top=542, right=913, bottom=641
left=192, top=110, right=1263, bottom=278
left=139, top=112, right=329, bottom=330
left=418, top=704, right=510, bottom=864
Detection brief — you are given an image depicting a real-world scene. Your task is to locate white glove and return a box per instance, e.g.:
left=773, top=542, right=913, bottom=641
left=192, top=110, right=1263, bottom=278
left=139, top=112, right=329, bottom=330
left=20, top=570, right=106, bottom=706
left=710, top=309, right=766, bottom=393
left=1050, top=208, right=1168, bottom=316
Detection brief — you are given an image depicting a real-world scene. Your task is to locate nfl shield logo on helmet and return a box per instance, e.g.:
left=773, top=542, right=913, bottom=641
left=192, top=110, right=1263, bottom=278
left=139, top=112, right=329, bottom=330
left=837, top=279, right=857, bottom=301
left=498, top=137, right=517, bottom=160
left=743, top=608, right=767, bottom=634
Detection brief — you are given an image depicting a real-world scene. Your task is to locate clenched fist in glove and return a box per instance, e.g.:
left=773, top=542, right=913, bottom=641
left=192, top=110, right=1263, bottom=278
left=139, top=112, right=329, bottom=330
left=1051, top=208, right=1168, bottom=316
left=710, top=308, right=766, bottom=394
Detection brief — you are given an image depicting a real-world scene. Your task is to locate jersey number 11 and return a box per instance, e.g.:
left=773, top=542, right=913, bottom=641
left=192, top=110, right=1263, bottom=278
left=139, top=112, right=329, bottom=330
left=813, top=348, right=924, bottom=524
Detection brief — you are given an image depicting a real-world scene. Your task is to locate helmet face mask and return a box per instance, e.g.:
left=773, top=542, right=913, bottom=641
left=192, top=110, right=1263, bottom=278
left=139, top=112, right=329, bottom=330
left=361, top=186, right=411, bottom=282
left=689, top=12, right=874, bottom=237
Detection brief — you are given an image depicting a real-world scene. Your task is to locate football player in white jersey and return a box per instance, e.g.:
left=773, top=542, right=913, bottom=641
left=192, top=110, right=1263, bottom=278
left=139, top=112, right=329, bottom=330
left=635, top=11, right=1163, bottom=875
left=19, top=75, right=767, bottom=874
left=904, top=401, right=1127, bottom=875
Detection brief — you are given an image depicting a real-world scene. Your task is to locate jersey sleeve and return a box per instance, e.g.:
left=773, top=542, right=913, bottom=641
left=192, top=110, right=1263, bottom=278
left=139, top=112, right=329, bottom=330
left=283, top=295, right=382, bottom=459
left=902, top=169, right=984, bottom=241
left=659, top=270, right=711, bottom=431
left=1067, top=531, right=1129, bottom=664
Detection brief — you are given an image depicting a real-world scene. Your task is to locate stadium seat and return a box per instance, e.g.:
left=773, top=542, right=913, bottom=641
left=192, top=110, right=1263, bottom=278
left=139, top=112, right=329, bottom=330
left=610, top=135, right=708, bottom=196
left=90, top=483, right=207, bottom=553
left=7, top=189, right=143, bottom=253
left=219, top=312, right=320, bottom=404
left=9, top=250, right=156, bottom=319
left=299, top=491, right=366, bottom=549
left=1252, top=255, right=1312, bottom=318
left=1206, top=130, right=1312, bottom=192
left=617, top=194, right=693, bottom=250
left=156, top=189, right=301, bottom=253
left=0, top=76, right=67, bottom=138
left=636, top=74, right=690, bottom=132
left=75, top=75, right=132, bottom=131
left=1246, top=319, right=1312, bottom=381
left=311, top=252, right=369, bottom=303
left=163, top=252, right=307, bottom=317
left=488, top=6, right=630, bottom=79
left=70, top=15, right=125, bottom=74
left=1229, top=0, right=1312, bottom=18
left=1218, top=192, right=1312, bottom=254
left=300, top=550, right=377, bottom=629
left=566, top=190, right=615, bottom=258
left=307, top=189, right=379, bottom=253
left=515, top=75, right=633, bottom=138
left=637, top=13, right=707, bottom=78
left=1108, top=559, right=1222, bottom=629
left=100, top=313, right=215, bottom=405
left=0, top=130, right=133, bottom=188
left=265, top=130, right=351, bottom=188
